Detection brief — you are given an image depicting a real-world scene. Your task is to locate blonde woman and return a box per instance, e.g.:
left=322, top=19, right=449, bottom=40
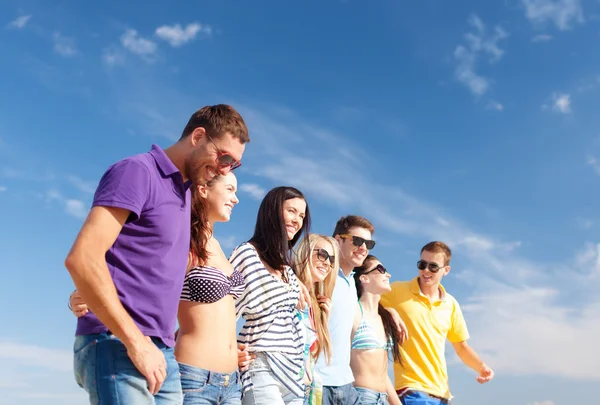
left=293, top=234, right=339, bottom=405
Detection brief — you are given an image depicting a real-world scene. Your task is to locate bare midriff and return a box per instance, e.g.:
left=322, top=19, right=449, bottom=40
left=351, top=349, right=390, bottom=393
left=174, top=295, right=238, bottom=373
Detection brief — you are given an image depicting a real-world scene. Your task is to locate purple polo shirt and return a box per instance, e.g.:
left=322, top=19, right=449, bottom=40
left=75, top=144, right=191, bottom=347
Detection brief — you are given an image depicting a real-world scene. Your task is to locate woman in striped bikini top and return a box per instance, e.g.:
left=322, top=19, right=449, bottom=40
left=350, top=255, right=404, bottom=405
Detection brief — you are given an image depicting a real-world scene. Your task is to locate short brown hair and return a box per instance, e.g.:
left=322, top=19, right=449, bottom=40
left=421, top=241, right=452, bottom=265
left=332, top=215, right=375, bottom=237
left=180, top=104, right=250, bottom=143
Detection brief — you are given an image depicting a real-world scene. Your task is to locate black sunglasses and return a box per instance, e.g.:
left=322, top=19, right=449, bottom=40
left=314, top=248, right=335, bottom=266
left=365, top=263, right=387, bottom=275
left=417, top=260, right=444, bottom=273
left=206, top=133, right=242, bottom=171
left=338, top=234, right=376, bottom=250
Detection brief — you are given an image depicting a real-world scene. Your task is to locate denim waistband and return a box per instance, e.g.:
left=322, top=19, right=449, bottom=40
left=178, top=362, right=240, bottom=387
left=356, top=386, right=388, bottom=399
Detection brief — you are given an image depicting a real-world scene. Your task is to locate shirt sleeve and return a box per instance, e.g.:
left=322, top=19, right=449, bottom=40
left=447, top=299, right=470, bottom=343
left=231, top=243, right=260, bottom=319
left=92, top=158, right=151, bottom=221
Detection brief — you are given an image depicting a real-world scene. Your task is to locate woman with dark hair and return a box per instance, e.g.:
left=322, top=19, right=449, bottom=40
left=231, top=186, right=311, bottom=405
left=351, top=255, right=403, bottom=405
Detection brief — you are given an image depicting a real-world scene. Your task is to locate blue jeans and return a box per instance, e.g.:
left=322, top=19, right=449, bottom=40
left=400, top=390, right=449, bottom=405
left=321, top=383, right=362, bottom=405
left=73, top=332, right=183, bottom=405
left=355, top=387, right=388, bottom=405
left=179, top=362, right=241, bottom=405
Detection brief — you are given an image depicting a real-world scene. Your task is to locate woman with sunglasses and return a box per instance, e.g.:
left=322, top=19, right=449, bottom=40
left=293, top=234, right=339, bottom=405
left=231, top=186, right=311, bottom=405
left=351, top=255, right=403, bottom=405
left=69, top=172, right=246, bottom=405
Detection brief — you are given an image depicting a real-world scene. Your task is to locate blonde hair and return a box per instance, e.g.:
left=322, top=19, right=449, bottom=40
left=293, top=233, right=339, bottom=364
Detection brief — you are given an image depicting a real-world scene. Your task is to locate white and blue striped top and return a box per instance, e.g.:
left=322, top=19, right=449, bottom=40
left=231, top=242, right=305, bottom=398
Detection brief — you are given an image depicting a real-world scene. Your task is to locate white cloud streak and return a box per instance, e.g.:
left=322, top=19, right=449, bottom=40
left=0, top=341, right=72, bottom=372
left=551, top=92, right=571, bottom=113
left=240, top=183, right=266, bottom=200
left=522, top=0, right=583, bottom=31
left=0, top=186, right=6, bottom=192
left=486, top=100, right=504, bottom=111
left=45, top=189, right=88, bottom=220
left=7, top=15, right=31, bottom=29
left=155, top=22, right=212, bottom=47
left=454, top=15, right=508, bottom=96
left=532, top=34, right=553, bottom=42
left=53, top=32, right=77, bottom=57
left=121, top=29, right=157, bottom=58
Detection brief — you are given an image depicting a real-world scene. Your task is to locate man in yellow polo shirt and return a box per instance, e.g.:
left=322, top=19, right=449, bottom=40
left=380, top=241, right=494, bottom=404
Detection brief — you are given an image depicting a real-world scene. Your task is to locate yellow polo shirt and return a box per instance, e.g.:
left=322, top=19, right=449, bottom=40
left=380, top=277, right=469, bottom=399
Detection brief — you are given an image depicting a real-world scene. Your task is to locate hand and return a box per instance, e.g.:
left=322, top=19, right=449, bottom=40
left=237, top=343, right=256, bottom=372
left=69, top=290, right=89, bottom=317
left=126, top=337, right=167, bottom=395
left=476, top=364, right=494, bottom=384
left=317, top=294, right=332, bottom=315
left=297, top=282, right=311, bottom=309
left=386, top=307, right=409, bottom=343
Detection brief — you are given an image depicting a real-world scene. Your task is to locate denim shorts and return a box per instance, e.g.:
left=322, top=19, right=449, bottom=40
left=321, top=383, right=362, bottom=405
left=179, top=362, right=241, bottom=405
left=355, top=387, right=388, bottom=405
left=73, top=332, right=182, bottom=405
left=241, top=353, right=303, bottom=405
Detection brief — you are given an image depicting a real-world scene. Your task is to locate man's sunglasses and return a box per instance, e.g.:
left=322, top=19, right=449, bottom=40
left=417, top=260, right=445, bottom=273
left=365, top=264, right=387, bottom=275
left=313, top=248, right=335, bottom=266
left=338, top=234, right=376, bottom=250
left=206, top=133, right=242, bottom=171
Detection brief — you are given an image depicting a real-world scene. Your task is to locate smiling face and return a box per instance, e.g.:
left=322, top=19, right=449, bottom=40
left=310, top=239, right=336, bottom=283
left=418, top=250, right=450, bottom=289
left=184, top=130, right=246, bottom=185
left=204, top=172, right=239, bottom=223
left=337, top=226, right=372, bottom=269
left=282, top=197, right=306, bottom=241
left=360, top=259, right=392, bottom=294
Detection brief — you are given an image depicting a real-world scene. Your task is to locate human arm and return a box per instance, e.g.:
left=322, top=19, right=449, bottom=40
left=451, top=341, right=494, bottom=383
left=65, top=206, right=167, bottom=394
left=385, top=375, right=401, bottom=405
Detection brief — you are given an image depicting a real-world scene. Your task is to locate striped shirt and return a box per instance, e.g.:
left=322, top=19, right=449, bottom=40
left=231, top=242, right=305, bottom=398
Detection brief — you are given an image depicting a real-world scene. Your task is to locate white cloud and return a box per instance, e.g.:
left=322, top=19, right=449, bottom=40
left=576, top=217, right=593, bottom=229
left=240, top=183, right=266, bottom=200
left=44, top=189, right=89, bottom=220
left=522, top=0, right=583, bottom=31
left=454, top=14, right=508, bottom=96
left=528, top=400, right=555, bottom=405
left=102, top=46, right=125, bottom=67
left=67, top=175, right=96, bottom=194
left=65, top=199, right=88, bottom=219
left=7, top=15, right=31, bottom=29
left=220, top=236, right=237, bottom=250
left=588, top=156, right=600, bottom=176
left=155, top=22, right=212, bottom=47
left=532, top=34, right=553, bottom=42
left=486, top=100, right=504, bottom=111
left=52, top=32, right=77, bottom=57
left=120, top=29, right=157, bottom=58
left=549, top=92, right=571, bottom=113
left=0, top=341, right=72, bottom=372
left=0, top=186, right=6, bottom=192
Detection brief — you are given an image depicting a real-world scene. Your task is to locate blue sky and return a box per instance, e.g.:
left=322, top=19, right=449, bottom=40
left=0, top=0, right=599, bottom=404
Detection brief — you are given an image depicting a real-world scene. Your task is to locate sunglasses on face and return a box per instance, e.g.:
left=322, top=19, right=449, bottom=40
left=313, top=248, right=335, bottom=266
left=206, top=133, right=242, bottom=171
left=417, top=260, right=444, bottom=273
left=338, top=234, right=376, bottom=250
left=365, top=263, right=387, bottom=275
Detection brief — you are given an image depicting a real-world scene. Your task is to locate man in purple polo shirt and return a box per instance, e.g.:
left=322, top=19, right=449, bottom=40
left=65, top=104, right=250, bottom=405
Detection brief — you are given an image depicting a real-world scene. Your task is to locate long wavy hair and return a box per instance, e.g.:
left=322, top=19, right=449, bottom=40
left=293, top=234, right=339, bottom=364
left=249, top=186, right=311, bottom=271
left=353, top=255, right=402, bottom=364
left=188, top=177, right=219, bottom=267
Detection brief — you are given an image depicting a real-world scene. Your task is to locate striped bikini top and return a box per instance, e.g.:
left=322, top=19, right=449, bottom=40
left=351, top=301, right=393, bottom=351
left=180, top=265, right=245, bottom=303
